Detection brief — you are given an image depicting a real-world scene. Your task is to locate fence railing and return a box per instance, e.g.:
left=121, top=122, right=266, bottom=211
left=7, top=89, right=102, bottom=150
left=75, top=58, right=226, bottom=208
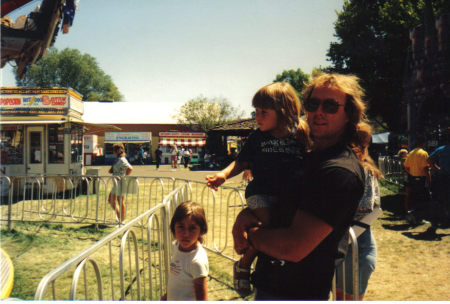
left=1, top=174, right=359, bottom=300
left=378, top=156, right=407, bottom=185
left=34, top=182, right=192, bottom=300
left=0, top=175, right=179, bottom=229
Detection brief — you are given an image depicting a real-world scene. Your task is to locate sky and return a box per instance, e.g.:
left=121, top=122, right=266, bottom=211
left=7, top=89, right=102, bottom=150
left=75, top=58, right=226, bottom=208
left=1, top=0, right=345, bottom=123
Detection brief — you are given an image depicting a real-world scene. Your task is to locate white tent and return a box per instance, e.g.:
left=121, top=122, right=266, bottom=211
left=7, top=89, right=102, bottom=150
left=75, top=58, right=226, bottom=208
left=372, top=132, right=390, bottom=144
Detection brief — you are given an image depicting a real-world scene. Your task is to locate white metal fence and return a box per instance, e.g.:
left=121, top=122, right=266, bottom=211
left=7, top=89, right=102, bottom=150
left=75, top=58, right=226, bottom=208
left=378, top=156, right=407, bottom=185
left=1, top=175, right=358, bottom=300
left=0, top=175, right=180, bottom=229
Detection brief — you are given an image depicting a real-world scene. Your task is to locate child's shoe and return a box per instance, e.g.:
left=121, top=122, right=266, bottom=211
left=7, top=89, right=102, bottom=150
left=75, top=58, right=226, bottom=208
left=233, top=261, right=252, bottom=297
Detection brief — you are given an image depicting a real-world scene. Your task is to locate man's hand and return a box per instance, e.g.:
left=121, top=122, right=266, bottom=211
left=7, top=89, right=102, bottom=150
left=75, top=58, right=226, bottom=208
left=205, top=172, right=227, bottom=191
left=232, top=208, right=262, bottom=254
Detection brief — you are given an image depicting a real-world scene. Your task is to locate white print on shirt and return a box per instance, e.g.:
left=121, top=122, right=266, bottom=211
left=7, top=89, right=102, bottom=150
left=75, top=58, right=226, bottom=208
left=260, top=138, right=303, bottom=156
left=170, top=260, right=182, bottom=275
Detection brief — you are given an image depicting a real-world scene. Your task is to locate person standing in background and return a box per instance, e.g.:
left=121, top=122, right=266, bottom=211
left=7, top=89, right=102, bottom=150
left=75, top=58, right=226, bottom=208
left=171, top=145, right=178, bottom=170
left=183, top=147, right=192, bottom=169
left=403, top=137, right=431, bottom=224
left=428, top=131, right=450, bottom=226
left=155, top=145, right=163, bottom=170
left=108, top=143, right=133, bottom=222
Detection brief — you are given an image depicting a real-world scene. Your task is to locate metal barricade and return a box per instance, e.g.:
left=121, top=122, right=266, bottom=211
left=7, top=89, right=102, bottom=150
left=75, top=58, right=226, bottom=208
left=331, top=227, right=359, bottom=300
left=3, top=175, right=361, bottom=301
left=34, top=182, right=191, bottom=300
left=378, top=156, right=407, bottom=185
left=0, top=175, right=178, bottom=229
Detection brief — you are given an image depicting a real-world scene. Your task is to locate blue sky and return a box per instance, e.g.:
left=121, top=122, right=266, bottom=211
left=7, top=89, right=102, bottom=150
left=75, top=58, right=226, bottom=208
left=1, top=0, right=345, bottom=120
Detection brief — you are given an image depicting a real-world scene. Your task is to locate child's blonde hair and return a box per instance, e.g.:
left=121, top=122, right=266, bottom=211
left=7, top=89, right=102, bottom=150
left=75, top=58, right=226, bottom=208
left=252, top=82, right=311, bottom=149
left=170, top=201, right=208, bottom=243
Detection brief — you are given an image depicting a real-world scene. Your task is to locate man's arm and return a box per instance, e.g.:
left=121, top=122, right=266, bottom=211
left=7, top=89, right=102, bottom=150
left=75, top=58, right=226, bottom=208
left=248, top=209, right=332, bottom=262
left=428, top=157, right=440, bottom=171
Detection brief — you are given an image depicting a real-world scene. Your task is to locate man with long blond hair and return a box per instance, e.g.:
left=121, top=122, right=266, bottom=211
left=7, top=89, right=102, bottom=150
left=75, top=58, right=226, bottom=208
left=233, top=73, right=369, bottom=300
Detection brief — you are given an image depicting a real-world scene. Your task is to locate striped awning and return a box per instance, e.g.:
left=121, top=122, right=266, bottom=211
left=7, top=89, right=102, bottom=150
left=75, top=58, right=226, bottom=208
left=159, top=138, right=206, bottom=146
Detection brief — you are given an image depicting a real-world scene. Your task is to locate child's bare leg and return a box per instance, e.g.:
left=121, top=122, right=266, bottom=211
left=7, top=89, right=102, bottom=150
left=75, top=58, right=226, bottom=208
left=239, top=247, right=258, bottom=268
left=238, top=207, right=270, bottom=268
left=108, top=193, right=116, bottom=209
left=233, top=207, right=270, bottom=296
left=118, top=196, right=126, bottom=221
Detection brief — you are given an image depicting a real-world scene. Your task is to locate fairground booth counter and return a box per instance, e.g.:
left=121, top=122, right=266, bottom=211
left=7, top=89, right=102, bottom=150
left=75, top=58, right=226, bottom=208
left=158, top=131, right=206, bottom=164
left=0, top=87, right=105, bottom=193
left=103, top=131, right=152, bottom=165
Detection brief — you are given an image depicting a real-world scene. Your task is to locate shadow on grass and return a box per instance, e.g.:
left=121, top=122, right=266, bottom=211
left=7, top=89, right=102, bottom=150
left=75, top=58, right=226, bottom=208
left=402, top=226, right=450, bottom=241
left=380, top=194, right=404, bottom=216
left=382, top=223, right=411, bottom=231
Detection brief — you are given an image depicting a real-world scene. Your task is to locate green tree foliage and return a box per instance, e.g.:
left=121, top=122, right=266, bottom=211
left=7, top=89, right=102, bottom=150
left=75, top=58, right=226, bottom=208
left=174, top=96, right=244, bottom=132
left=273, top=68, right=310, bottom=99
left=15, top=48, right=123, bottom=101
left=327, top=0, right=449, bottom=132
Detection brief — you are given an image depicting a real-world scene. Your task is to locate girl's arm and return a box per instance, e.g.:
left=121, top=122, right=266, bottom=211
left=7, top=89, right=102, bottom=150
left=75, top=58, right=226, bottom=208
left=125, top=168, right=132, bottom=176
left=205, top=160, right=248, bottom=190
left=193, top=277, right=207, bottom=300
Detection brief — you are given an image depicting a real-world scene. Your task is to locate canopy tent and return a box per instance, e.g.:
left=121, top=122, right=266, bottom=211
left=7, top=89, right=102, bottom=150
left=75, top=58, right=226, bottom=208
left=159, top=138, right=206, bottom=146
left=372, top=132, right=390, bottom=144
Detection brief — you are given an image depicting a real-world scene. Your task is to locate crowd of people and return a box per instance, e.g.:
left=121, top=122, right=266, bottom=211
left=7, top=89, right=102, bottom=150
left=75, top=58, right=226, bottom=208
left=169, top=145, right=193, bottom=170
left=106, top=72, right=448, bottom=300
left=401, top=134, right=450, bottom=228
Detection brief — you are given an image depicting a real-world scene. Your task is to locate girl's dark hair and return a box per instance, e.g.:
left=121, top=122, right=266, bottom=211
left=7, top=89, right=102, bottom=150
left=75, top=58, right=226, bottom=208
left=112, top=143, right=126, bottom=157
left=170, top=201, right=208, bottom=243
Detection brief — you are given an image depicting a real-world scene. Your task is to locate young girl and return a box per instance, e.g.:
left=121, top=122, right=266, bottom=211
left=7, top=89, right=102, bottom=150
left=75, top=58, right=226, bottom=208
left=162, top=201, right=209, bottom=301
left=206, top=82, right=310, bottom=297
left=170, top=145, right=178, bottom=170
left=108, top=143, right=132, bottom=222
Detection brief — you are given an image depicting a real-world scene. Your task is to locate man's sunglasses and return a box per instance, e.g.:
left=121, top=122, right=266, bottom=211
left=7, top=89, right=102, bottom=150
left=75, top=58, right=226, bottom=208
left=303, top=98, right=344, bottom=114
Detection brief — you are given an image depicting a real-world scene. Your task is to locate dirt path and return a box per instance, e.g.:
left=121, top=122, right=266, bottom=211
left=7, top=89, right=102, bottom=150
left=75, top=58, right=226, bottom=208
left=364, top=195, right=450, bottom=300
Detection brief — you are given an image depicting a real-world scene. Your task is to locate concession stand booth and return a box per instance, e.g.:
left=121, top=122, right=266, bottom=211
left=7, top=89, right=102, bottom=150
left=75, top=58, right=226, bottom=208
left=103, top=131, right=152, bottom=165
left=0, top=87, right=103, bottom=193
left=158, top=131, right=206, bottom=164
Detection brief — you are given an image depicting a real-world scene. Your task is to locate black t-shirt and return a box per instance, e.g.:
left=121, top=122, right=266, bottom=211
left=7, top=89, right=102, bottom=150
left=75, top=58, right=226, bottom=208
left=236, top=130, right=306, bottom=198
left=251, top=143, right=365, bottom=300
left=155, top=149, right=162, bottom=160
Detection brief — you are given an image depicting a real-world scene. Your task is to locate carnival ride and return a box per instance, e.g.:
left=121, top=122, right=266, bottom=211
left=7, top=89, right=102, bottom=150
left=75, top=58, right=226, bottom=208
left=1, top=0, right=76, bottom=78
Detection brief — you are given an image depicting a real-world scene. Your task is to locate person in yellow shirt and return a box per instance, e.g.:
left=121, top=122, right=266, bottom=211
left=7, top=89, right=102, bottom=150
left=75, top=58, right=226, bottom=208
left=403, top=137, right=431, bottom=224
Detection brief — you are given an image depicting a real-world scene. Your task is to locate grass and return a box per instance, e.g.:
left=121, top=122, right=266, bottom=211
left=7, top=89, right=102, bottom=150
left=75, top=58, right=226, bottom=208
left=0, top=222, right=110, bottom=299
left=1, top=179, right=449, bottom=300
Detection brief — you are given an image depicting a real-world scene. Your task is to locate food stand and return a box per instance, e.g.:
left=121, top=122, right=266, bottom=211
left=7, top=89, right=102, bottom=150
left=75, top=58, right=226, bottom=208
left=104, top=132, right=152, bottom=164
left=0, top=87, right=87, bottom=192
left=158, top=131, right=206, bottom=164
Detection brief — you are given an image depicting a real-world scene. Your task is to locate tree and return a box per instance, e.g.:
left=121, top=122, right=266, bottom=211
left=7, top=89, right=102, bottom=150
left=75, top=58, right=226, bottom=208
left=273, top=68, right=310, bottom=99
left=174, top=96, right=244, bottom=132
left=327, top=0, right=449, bottom=132
left=15, top=48, right=123, bottom=101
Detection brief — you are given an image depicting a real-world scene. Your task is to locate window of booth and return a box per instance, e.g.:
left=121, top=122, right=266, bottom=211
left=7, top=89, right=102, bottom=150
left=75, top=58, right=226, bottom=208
left=48, top=125, right=65, bottom=163
left=104, top=143, right=151, bottom=164
left=104, top=143, right=114, bottom=155
left=0, top=125, right=24, bottom=164
left=71, top=125, right=83, bottom=163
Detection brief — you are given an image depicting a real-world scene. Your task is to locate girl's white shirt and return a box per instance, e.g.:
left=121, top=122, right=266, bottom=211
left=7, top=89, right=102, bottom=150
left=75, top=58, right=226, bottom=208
left=166, top=241, right=209, bottom=300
